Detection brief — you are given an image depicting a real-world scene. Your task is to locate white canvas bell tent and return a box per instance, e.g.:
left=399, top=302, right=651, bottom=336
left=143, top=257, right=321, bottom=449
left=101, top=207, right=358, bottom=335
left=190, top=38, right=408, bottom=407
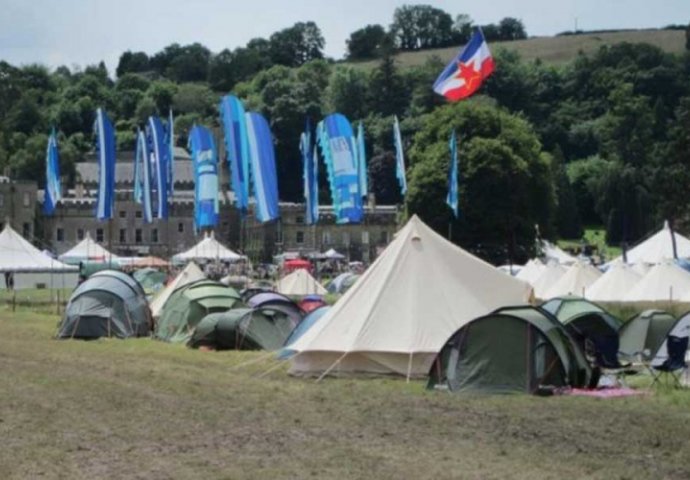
left=149, top=262, right=206, bottom=319
left=172, top=231, right=243, bottom=263
left=610, top=221, right=690, bottom=265
left=532, top=261, right=567, bottom=299
left=543, top=261, right=602, bottom=299
left=277, top=268, right=327, bottom=296
left=586, top=263, right=642, bottom=303
left=57, top=232, right=118, bottom=265
left=541, top=240, right=577, bottom=265
left=288, top=215, right=533, bottom=379
left=624, top=261, right=690, bottom=303
left=0, top=224, right=78, bottom=289
left=516, top=258, right=545, bottom=284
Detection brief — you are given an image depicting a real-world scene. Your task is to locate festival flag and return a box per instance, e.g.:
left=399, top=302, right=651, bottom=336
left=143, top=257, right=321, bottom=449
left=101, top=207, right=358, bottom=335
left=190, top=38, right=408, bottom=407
left=245, top=112, right=280, bottom=223
left=94, top=108, right=116, bottom=220
left=43, top=128, right=62, bottom=215
left=147, top=116, right=169, bottom=219
left=188, top=125, right=219, bottom=230
left=166, top=109, right=175, bottom=197
left=433, top=28, right=495, bottom=102
left=393, top=116, right=407, bottom=196
left=446, top=130, right=459, bottom=218
left=134, top=129, right=153, bottom=223
left=356, top=121, right=368, bottom=200
left=317, top=113, right=363, bottom=224
left=219, top=95, right=250, bottom=214
left=300, top=120, right=319, bottom=225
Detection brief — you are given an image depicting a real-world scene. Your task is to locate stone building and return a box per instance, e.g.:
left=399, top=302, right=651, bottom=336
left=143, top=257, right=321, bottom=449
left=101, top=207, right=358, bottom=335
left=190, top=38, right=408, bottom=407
left=0, top=176, right=37, bottom=240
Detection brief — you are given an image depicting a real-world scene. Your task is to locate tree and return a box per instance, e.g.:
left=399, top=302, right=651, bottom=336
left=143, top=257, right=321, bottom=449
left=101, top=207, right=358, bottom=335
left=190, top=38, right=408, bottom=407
left=390, top=4, right=454, bottom=50
left=368, top=152, right=402, bottom=204
left=498, top=17, right=527, bottom=41
left=346, top=25, right=389, bottom=59
left=115, top=51, right=150, bottom=77
left=147, top=81, right=178, bottom=113
left=115, top=73, right=150, bottom=92
left=165, top=43, right=211, bottom=83
left=172, top=83, right=216, bottom=116
left=551, top=147, right=583, bottom=239
left=269, top=22, right=324, bottom=67
left=326, top=67, right=369, bottom=120
left=452, top=14, right=473, bottom=44
left=406, top=101, right=555, bottom=264
left=6, top=94, right=45, bottom=135
left=367, top=54, right=409, bottom=117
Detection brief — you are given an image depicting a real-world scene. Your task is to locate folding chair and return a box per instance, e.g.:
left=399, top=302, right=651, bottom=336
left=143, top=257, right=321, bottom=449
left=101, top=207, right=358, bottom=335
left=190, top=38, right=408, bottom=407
left=650, top=336, right=689, bottom=389
left=591, top=335, right=631, bottom=387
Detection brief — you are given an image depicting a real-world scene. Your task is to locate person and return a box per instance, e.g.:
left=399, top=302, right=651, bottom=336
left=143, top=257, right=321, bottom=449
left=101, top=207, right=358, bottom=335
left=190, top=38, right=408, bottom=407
left=4, top=272, right=11, bottom=291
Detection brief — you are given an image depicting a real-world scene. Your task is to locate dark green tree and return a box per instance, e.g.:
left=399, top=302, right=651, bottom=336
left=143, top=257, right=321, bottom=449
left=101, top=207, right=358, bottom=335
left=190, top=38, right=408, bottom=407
left=346, top=25, right=390, bottom=59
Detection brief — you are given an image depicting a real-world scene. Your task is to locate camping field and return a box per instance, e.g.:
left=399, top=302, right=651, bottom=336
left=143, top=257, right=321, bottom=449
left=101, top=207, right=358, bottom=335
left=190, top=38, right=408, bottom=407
left=2, top=307, right=690, bottom=479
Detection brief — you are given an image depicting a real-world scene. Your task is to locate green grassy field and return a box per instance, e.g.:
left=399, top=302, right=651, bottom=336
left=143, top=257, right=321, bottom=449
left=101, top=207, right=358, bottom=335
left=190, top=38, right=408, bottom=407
left=348, top=29, right=686, bottom=70
left=1, top=306, right=690, bottom=479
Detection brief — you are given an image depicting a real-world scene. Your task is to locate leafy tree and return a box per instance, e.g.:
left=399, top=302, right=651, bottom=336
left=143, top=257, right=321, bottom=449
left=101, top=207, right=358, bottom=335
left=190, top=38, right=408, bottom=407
left=368, top=151, right=402, bottom=204
left=147, top=81, right=178, bottom=113
left=134, top=96, right=158, bottom=124
left=269, top=22, right=324, bottom=67
left=346, top=25, right=389, bottom=59
left=498, top=17, right=527, bottom=41
left=115, top=51, right=150, bottom=77
left=567, top=155, right=611, bottom=225
left=115, top=73, right=150, bottom=92
left=452, top=14, right=473, bottom=44
left=172, top=83, right=216, bottom=116
left=551, top=147, right=582, bottom=238
left=367, top=54, right=409, bottom=117
left=6, top=94, right=45, bottom=135
left=390, top=4, right=454, bottom=50
left=326, top=67, right=369, bottom=120
left=165, top=43, right=211, bottom=83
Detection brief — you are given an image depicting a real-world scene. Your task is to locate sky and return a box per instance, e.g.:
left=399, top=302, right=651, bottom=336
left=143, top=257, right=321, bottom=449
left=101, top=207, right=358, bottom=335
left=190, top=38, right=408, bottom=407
left=1, top=0, right=687, bottom=75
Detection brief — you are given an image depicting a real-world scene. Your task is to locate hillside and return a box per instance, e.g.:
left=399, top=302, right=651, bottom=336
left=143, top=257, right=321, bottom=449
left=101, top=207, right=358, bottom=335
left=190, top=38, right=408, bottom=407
left=348, top=29, right=686, bottom=69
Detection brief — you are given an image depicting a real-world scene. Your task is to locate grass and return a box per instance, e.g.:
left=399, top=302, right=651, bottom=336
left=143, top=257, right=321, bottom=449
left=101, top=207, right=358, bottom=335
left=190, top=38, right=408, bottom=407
left=348, top=29, right=686, bottom=70
left=2, top=306, right=690, bottom=479
left=558, top=227, right=622, bottom=262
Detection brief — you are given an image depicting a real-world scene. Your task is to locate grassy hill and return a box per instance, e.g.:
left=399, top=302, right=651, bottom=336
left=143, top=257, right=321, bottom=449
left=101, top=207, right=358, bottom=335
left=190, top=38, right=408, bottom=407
left=2, top=306, right=690, bottom=479
left=349, top=29, right=686, bottom=70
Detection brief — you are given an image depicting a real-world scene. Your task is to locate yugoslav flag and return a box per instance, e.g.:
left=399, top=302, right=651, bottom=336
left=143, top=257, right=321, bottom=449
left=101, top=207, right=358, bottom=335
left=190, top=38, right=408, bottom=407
left=433, top=28, right=495, bottom=102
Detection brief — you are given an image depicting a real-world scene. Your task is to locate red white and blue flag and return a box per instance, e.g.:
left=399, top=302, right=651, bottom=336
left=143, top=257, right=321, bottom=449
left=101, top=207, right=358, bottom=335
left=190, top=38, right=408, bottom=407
left=433, top=28, right=495, bottom=102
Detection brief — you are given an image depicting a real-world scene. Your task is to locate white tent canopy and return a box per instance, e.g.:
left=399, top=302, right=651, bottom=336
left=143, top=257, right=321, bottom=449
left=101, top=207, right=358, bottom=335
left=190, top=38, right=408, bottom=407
left=324, top=248, right=345, bottom=260
left=543, top=261, right=602, bottom=299
left=586, top=263, right=642, bottom=303
left=516, top=258, right=545, bottom=284
left=276, top=269, right=327, bottom=296
left=611, top=221, right=690, bottom=265
left=0, top=224, right=77, bottom=273
left=624, top=261, right=690, bottom=303
left=172, top=231, right=242, bottom=263
left=150, top=262, right=205, bottom=318
left=532, top=262, right=567, bottom=299
left=541, top=240, right=577, bottom=265
left=289, top=215, right=532, bottom=378
left=58, top=232, right=118, bottom=265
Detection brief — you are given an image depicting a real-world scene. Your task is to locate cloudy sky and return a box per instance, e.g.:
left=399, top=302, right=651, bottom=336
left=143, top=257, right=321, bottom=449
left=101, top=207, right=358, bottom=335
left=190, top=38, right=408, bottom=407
left=1, top=0, right=687, bottom=74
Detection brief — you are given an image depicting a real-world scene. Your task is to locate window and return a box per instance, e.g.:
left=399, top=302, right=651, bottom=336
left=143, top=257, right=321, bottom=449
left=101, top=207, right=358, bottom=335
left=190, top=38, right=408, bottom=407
left=322, top=231, right=331, bottom=245
left=135, top=229, right=142, bottom=244
left=362, top=231, right=370, bottom=244
left=22, top=192, right=30, bottom=207
left=135, top=211, right=142, bottom=219
left=77, top=229, right=85, bottom=240
left=119, top=229, right=126, bottom=244
left=23, top=222, right=31, bottom=239
left=178, top=222, right=184, bottom=233
left=119, top=210, right=126, bottom=218
left=296, top=231, right=304, bottom=244
left=380, top=231, right=389, bottom=244
left=151, top=228, right=158, bottom=243
left=96, top=228, right=104, bottom=242
left=296, top=215, right=304, bottom=224
left=56, top=228, right=64, bottom=242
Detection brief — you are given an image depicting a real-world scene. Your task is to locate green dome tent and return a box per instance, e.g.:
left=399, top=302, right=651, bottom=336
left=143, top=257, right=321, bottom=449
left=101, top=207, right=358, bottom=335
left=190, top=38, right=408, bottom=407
left=57, top=270, right=150, bottom=339
left=619, top=310, right=678, bottom=362
left=133, top=267, right=167, bottom=294
left=541, top=296, right=605, bottom=323
left=155, top=279, right=242, bottom=343
left=428, top=306, right=593, bottom=394
left=188, top=306, right=298, bottom=351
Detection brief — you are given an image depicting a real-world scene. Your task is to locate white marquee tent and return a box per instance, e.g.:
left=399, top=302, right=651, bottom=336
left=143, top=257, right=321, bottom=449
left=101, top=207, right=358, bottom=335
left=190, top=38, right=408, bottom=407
left=516, top=258, right=545, bottom=284
left=611, top=221, right=690, bottom=265
left=543, top=261, right=602, bottom=299
left=172, top=232, right=243, bottom=263
left=277, top=268, right=327, bottom=296
left=586, top=263, right=642, bottom=303
left=288, top=215, right=533, bottom=378
left=149, top=262, right=205, bottom=318
left=58, top=232, right=118, bottom=265
left=624, top=261, right=690, bottom=303
left=532, top=262, right=567, bottom=299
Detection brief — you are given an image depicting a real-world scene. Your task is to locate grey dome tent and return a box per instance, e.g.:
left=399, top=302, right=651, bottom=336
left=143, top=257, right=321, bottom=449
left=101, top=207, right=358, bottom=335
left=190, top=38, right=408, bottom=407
left=188, top=305, right=299, bottom=351
left=155, top=279, right=242, bottom=343
left=428, top=306, right=593, bottom=394
left=619, top=310, right=688, bottom=365
left=57, top=270, right=151, bottom=339
left=561, top=311, right=622, bottom=365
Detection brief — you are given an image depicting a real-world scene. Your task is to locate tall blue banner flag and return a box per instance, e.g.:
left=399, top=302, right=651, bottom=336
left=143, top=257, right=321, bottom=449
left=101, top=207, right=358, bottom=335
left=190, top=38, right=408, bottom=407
left=300, top=120, right=319, bottom=225
left=166, top=110, right=175, bottom=197
left=356, top=122, right=367, bottom=200
left=246, top=112, right=280, bottom=223
left=147, top=116, right=169, bottom=219
left=43, top=129, right=62, bottom=215
left=188, top=125, right=219, bottom=230
left=219, top=95, right=250, bottom=214
left=94, top=108, right=116, bottom=220
left=446, top=130, right=459, bottom=218
left=134, top=129, right=153, bottom=223
left=393, top=116, right=407, bottom=196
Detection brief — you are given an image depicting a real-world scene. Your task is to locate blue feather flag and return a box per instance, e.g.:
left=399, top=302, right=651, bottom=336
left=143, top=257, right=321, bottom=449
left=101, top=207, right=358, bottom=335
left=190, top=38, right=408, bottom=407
left=134, top=129, right=153, bottom=223
left=356, top=121, right=367, bottom=200
left=94, top=108, right=116, bottom=220
left=245, top=112, right=280, bottom=223
left=43, top=128, right=61, bottom=215
left=188, top=125, right=219, bottom=230
left=147, top=116, right=169, bottom=219
left=166, top=109, right=175, bottom=197
left=446, top=129, right=459, bottom=218
left=300, top=120, right=319, bottom=225
left=393, top=116, right=407, bottom=196
left=317, top=113, right=363, bottom=224
left=219, top=95, right=250, bottom=214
